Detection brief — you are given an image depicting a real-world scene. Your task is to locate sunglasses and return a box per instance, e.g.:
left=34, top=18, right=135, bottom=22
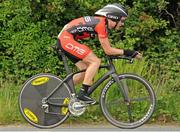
left=119, top=17, right=126, bottom=23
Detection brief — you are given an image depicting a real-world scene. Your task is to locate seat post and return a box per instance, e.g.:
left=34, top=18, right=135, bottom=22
left=56, top=40, right=72, bottom=74
left=57, top=49, right=72, bottom=74
left=57, top=49, right=75, bottom=93
left=55, top=41, right=75, bottom=92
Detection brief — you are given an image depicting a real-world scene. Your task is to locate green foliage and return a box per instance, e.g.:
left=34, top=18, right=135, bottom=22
left=0, top=0, right=62, bottom=81
left=0, top=81, right=24, bottom=124
left=0, top=0, right=179, bottom=124
left=155, top=93, right=180, bottom=122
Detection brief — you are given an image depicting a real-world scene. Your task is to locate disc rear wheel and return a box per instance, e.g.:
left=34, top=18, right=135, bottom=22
left=19, top=73, right=71, bottom=128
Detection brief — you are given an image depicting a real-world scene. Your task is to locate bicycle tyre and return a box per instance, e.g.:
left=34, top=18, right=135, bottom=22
left=100, top=73, right=156, bottom=129
left=19, top=73, right=71, bottom=129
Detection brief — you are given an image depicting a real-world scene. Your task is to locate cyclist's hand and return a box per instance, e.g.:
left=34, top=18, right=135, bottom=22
left=124, top=49, right=142, bottom=60
left=135, top=52, right=142, bottom=60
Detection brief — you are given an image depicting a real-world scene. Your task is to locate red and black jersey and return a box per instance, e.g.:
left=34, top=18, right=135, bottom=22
left=60, top=16, right=108, bottom=40
left=57, top=16, right=108, bottom=63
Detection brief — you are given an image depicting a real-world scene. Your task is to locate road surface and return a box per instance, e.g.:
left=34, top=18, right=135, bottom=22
left=0, top=123, right=180, bottom=131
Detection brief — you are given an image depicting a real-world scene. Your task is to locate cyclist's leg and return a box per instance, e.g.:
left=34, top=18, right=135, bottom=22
left=58, top=31, right=93, bottom=85
left=77, top=52, right=101, bottom=103
left=59, top=32, right=100, bottom=102
left=73, top=61, right=87, bottom=85
left=59, top=31, right=92, bottom=61
left=82, top=52, right=101, bottom=85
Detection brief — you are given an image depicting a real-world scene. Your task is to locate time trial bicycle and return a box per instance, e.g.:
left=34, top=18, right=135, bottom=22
left=19, top=44, right=156, bottom=129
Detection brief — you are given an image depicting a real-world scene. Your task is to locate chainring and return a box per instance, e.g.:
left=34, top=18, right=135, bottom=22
left=68, top=97, right=86, bottom=116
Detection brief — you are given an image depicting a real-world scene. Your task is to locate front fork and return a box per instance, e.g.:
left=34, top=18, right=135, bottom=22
left=112, top=73, right=130, bottom=103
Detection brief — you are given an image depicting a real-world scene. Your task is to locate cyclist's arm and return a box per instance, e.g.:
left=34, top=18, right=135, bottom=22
left=99, top=37, right=142, bottom=59
left=99, top=37, right=124, bottom=56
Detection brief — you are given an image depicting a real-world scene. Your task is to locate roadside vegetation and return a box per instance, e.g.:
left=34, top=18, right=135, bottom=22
left=0, top=0, right=179, bottom=124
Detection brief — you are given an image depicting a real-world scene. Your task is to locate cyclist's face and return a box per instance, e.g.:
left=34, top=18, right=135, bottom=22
left=115, top=17, right=126, bottom=30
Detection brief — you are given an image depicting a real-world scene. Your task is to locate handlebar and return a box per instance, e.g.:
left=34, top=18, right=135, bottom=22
left=107, top=55, right=134, bottom=63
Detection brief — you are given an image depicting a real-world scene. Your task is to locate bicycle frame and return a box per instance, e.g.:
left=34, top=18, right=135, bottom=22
left=46, top=46, right=133, bottom=101
left=19, top=45, right=156, bottom=129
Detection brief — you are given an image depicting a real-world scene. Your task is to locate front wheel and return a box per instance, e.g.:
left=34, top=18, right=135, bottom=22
left=100, top=73, right=156, bottom=129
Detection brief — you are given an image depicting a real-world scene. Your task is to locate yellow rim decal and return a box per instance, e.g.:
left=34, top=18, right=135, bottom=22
left=31, top=77, right=49, bottom=86
left=24, top=108, right=38, bottom=123
left=61, top=98, right=69, bottom=115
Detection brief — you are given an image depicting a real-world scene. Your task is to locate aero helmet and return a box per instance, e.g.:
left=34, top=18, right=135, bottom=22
left=95, top=3, right=128, bottom=22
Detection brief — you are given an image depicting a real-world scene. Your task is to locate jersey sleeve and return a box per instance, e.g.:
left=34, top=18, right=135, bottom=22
left=95, top=18, right=108, bottom=38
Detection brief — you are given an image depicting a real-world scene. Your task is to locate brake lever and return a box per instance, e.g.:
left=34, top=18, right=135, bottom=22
left=121, top=56, right=134, bottom=64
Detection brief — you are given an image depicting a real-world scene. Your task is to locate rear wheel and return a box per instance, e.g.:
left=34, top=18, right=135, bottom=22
left=19, top=73, right=71, bottom=129
left=100, top=73, right=156, bottom=129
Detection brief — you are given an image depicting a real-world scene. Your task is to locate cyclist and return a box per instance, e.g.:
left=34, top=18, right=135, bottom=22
left=57, top=3, right=142, bottom=103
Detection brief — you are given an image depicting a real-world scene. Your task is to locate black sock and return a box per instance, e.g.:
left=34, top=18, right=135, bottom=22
left=81, top=84, right=91, bottom=93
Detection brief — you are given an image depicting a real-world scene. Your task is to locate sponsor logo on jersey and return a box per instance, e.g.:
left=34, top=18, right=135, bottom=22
left=65, top=43, right=86, bottom=55
left=77, top=26, right=94, bottom=32
left=84, top=16, right=91, bottom=22
left=70, top=26, right=94, bottom=34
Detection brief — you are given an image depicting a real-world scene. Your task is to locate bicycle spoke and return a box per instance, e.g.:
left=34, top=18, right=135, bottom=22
left=127, top=104, right=133, bottom=123
left=106, top=99, right=124, bottom=105
left=130, top=97, right=150, bottom=102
